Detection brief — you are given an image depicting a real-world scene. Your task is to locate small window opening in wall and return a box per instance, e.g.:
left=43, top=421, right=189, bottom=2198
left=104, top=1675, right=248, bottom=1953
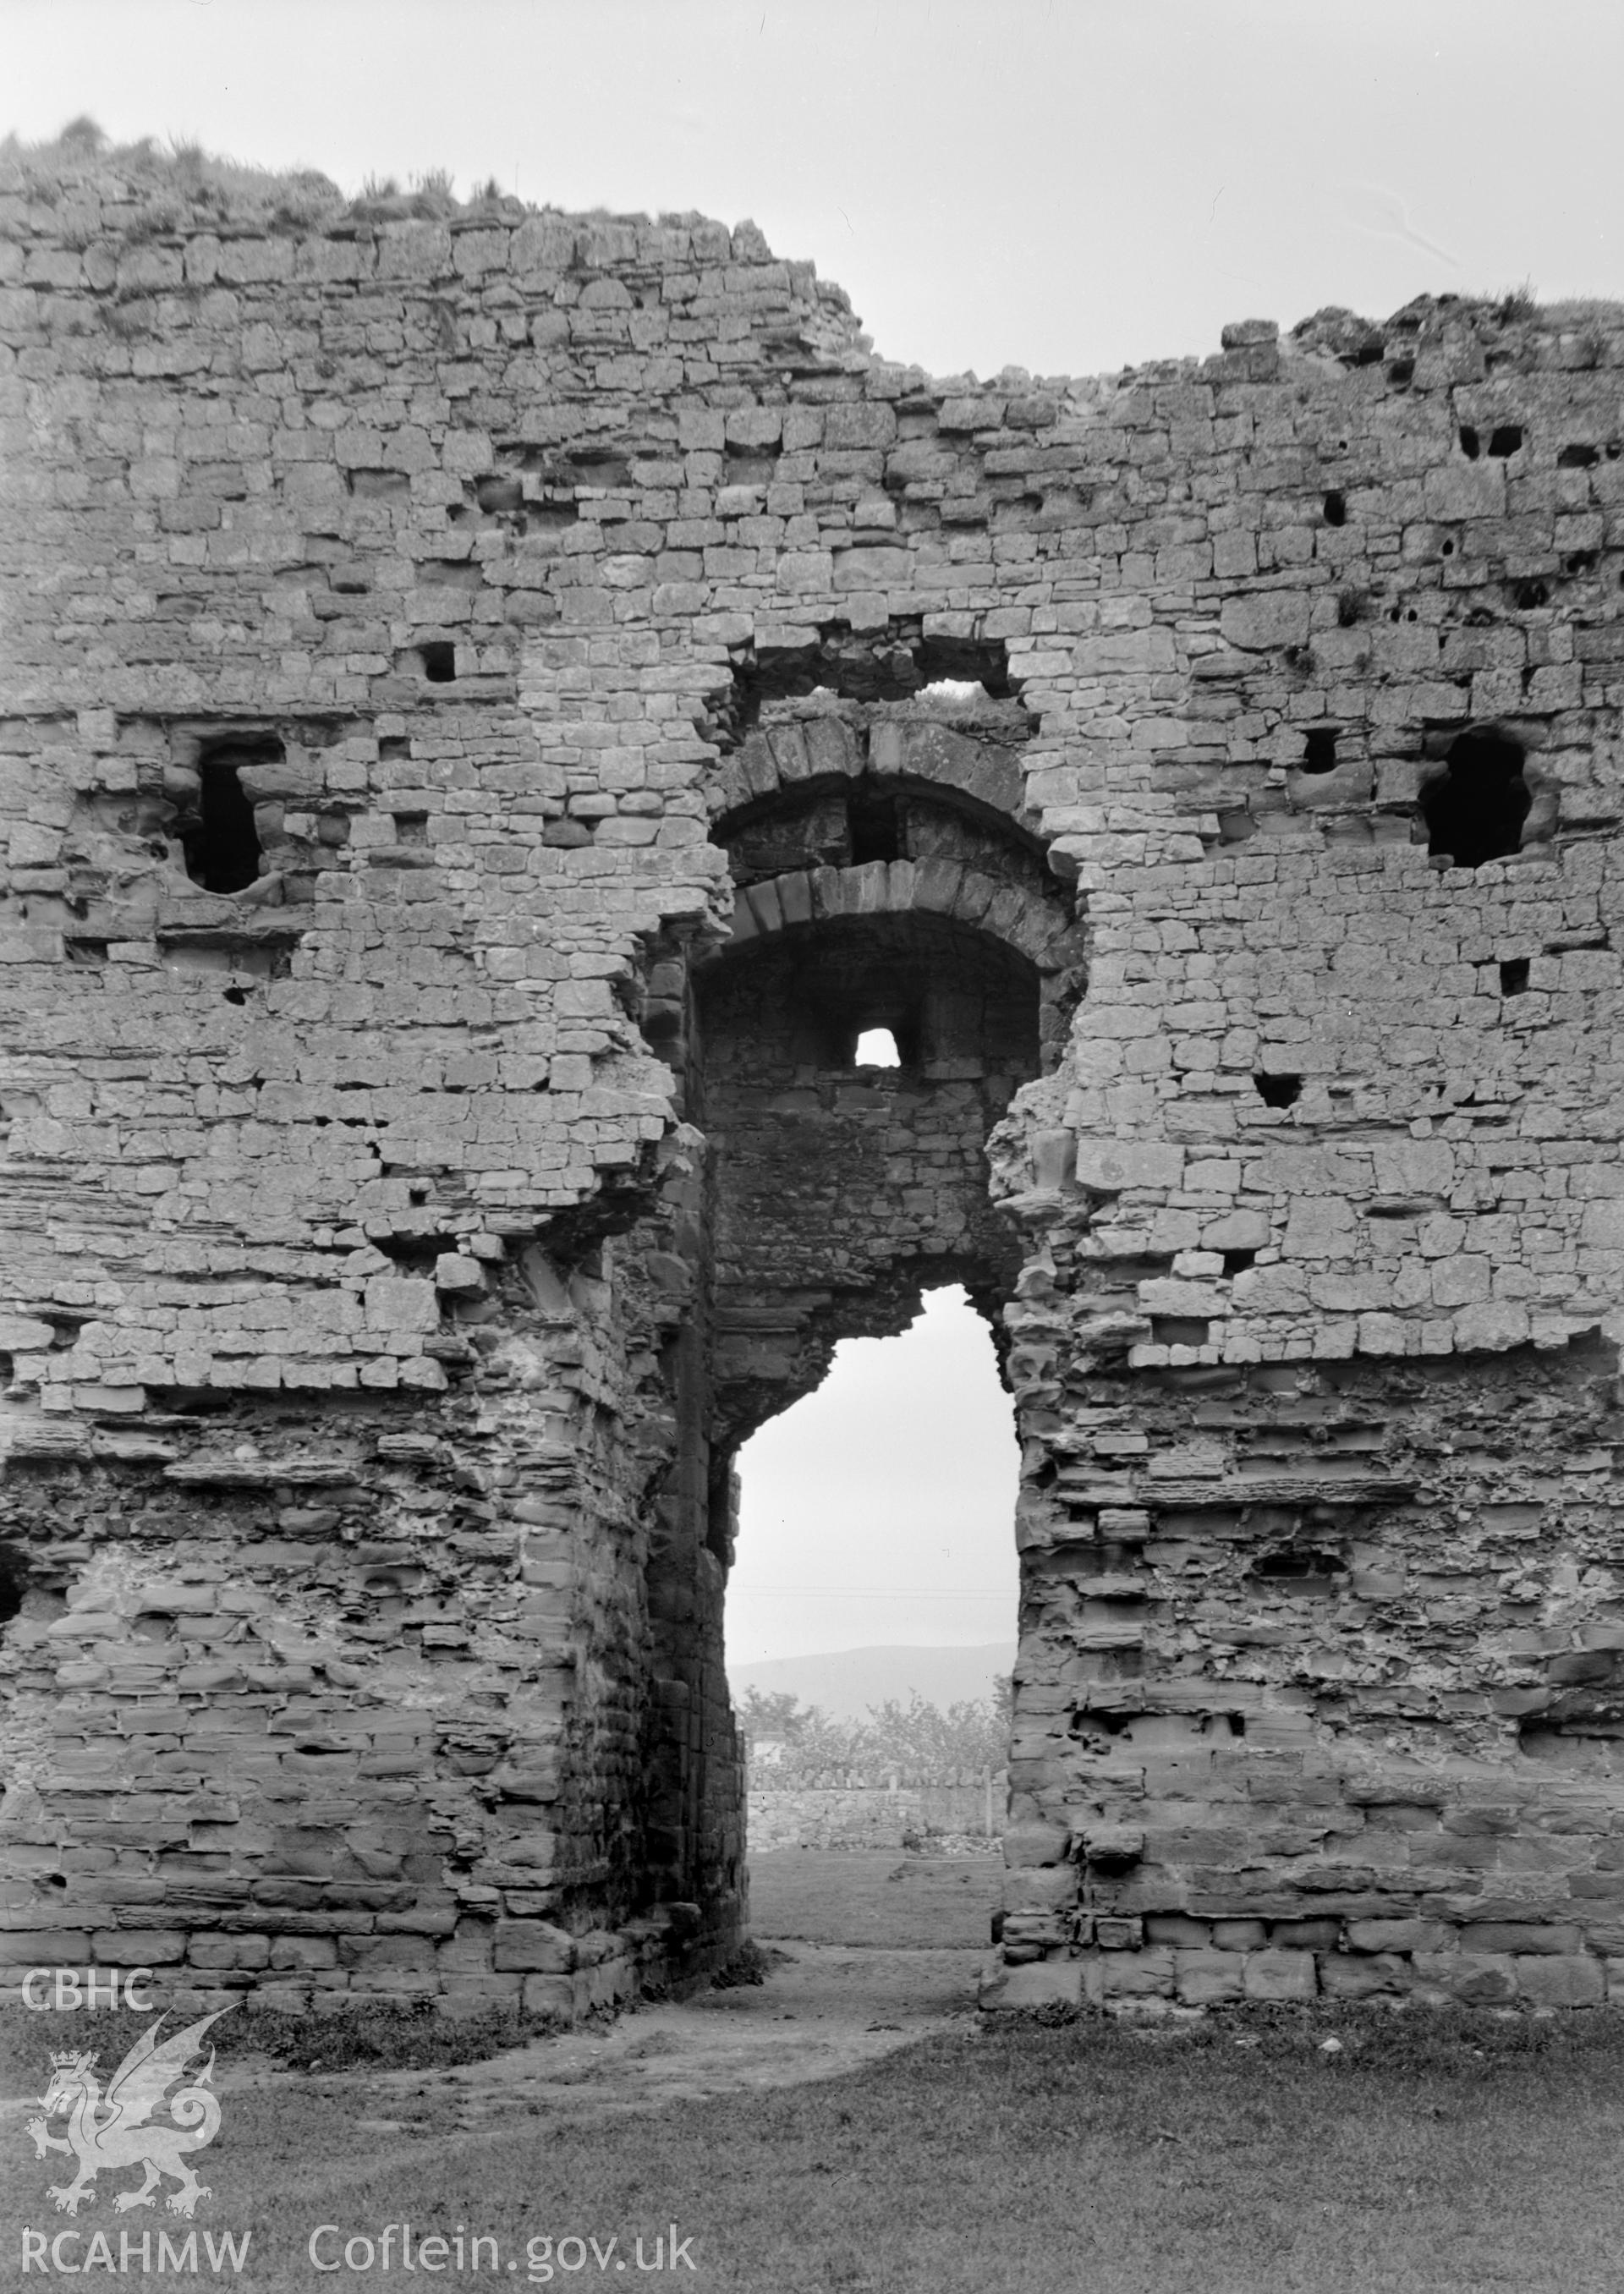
left=848, top=787, right=903, bottom=865
left=1500, top=958, right=1531, bottom=996
left=1420, top=729, right=1531, bottom=869
left=1322, top=491, right=1347, bottom=527
left=1221, top=1248, right=1258, bottom=1276
left=1459, top=425, right=1481, bottom=459
left=1254, top=1073, right=1302, bottom=1108
left=393, top=812, right=429, bottom=847
left=1488, top=424, right=1524, bottom=458
left=1300, top=728, right=1339, bottom=774
left=420, top=641, right=456, bottom=683
left=1559, top=444, right=1599, bottom=469
left=917, top=678, right=985, bottom=705
left=184, top=747, right=266, bottom=895
left=854, top=1028, right=901, bottom=1067
left=1252, top=1548, right=1345, bottom=1595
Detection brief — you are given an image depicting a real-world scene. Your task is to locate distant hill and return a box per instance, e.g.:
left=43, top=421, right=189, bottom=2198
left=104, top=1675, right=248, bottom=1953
left=729, top=1642, right=1016, bottom=1722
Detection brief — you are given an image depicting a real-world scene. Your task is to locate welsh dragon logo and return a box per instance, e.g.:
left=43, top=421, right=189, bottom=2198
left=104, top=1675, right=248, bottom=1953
left=26, top=2009, right=232, bottom=2218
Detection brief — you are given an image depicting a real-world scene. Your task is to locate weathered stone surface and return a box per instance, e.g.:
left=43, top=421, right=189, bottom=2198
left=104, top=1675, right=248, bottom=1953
left=0, top=151, right=1621, bottom=2017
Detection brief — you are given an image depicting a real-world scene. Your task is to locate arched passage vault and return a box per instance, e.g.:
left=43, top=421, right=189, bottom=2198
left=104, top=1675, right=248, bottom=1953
left=623, top=674, right=1085, bottom=1951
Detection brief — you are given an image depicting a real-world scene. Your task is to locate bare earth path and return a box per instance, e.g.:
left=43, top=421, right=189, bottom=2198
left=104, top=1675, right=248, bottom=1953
left=2, top=1854, right=1001, bottom=2214
left=259, top=1941, right=985, bottom=2176
left=266, top=1848, right=1001, bottom=2160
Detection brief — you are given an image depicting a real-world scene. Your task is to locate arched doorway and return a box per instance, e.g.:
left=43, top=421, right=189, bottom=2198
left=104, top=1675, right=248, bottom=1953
left=630, top=676, right=1084, bottom=1970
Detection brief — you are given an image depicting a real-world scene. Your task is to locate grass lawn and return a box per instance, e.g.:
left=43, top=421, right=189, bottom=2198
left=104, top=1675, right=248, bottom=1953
left=8, top=1845, right=1623, bottom=2293
left=9, top=2006, right=1620, bottom=2293
left=748, top=1847, right=1001, bottom=1948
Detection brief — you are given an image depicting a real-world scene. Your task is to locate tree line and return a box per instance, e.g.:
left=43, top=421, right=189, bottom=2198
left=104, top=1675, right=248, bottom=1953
left=736, top=1682, right=1012, bottom=1788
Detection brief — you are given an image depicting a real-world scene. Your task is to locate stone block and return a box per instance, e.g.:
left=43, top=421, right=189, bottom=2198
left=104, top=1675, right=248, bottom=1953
left=1243, top=1950, right=1318, bottom=2002
left=1464, top=1923, right=1580, bottom=1956
left=1074, top=1140, right=1184, bottom=1194
left=186, top=1934, right=271, bottom=1971
left=1220, top=593, right=1310, bottom=651
left=1414, top=1951, right=1517, bottom=2005
left=1073, top=628, right=1177, bottom=673
left=523, top=1973, right=576, bottom=2021
left=442, top=1974, right=523, bottom=2016
left=1175, top=1949, right=1244, bottom=2006
left=1081, top=1825, right=1144, bottom=1871
left=1452, top=1301, right=1531, bottom=1352
left=1423, top=463, right=1506, bottom=520
left=1514, top=1954, right=1604, bottom=2007
left=1102, top=1947, right=1176, bottom=2000
left=1320, top=1952, right=1411, bottom=2000
left=339, top=1934, right=435, bottom=1971
left=0, top=1930, right=91, bottom=1963
left=90, top=1930, right=187, bottom=1964
left=492, top=1918, right=574, bottom=1973
left=1200, top=1210, right=1270, bottom=1253
left=1145, top=1915, right=1212, bottom=1949
left=1002, top=1823, right=1072, bottom=1868
left=1580, top=1199, right=1624, bottom=1249
left=1212, top=1920, right=1268, bottom=1952
left=269, top=1936, right=339, bottom=1971
left=979, top=1958, right=1084, bottom=2013
left=1346, top=1919, right=1451, bottom=1955
left=1269, top=1918, right=1342, bottom=1951
left=1004, top=1866, right=1078, bottom=1913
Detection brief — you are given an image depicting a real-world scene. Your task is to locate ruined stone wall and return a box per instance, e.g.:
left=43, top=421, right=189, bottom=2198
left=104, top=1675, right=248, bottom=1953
left=699, top=903, right=1039, bottom=1447
left=2, top=147, right=1623, bottom=2012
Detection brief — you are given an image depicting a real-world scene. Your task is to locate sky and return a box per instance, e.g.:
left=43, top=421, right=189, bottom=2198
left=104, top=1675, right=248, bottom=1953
left=7, top=0, right=1620, bottom=381
left=728, top=1287, right=1020, bottom=1667
left=7, top=0, right=1616, bottom=1662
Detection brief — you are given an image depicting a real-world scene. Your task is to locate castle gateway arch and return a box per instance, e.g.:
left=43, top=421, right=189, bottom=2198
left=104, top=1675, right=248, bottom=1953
left=3, top=159, right=1623, bottom=2017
